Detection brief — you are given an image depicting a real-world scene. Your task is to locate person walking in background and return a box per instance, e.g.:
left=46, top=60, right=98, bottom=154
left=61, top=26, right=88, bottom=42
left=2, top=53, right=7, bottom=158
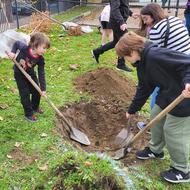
left=184, top=0, right=190, bottom=36
left=115, top=31, right=190, bottom=183
left=7, top=32, right=50, bottom=122
left=99, top=4, right=113, bottom=46
left=91, top=0, right=138, bottom=72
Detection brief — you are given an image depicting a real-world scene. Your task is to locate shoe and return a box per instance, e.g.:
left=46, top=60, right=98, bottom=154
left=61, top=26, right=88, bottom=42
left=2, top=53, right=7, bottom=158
left=116, top=64, right=133, bottom=72
left=91, top=50, right=99, bottom=63
left=137, top=121, right=146, bottom=130
left=34, top=107, right=44, bottom=114
left=25, top=115, right=37, bottom=122
left=160, top=167, right=190, bottom=183
left=136, top=147, right=164, bottom=160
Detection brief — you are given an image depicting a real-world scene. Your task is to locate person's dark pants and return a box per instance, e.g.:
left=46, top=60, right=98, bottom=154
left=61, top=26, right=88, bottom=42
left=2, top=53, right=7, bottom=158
left=93, top=21, right=127, bottom=66
left=184, top=9, right=190, bottom=36
left=14, top=71, right=41, bottom=117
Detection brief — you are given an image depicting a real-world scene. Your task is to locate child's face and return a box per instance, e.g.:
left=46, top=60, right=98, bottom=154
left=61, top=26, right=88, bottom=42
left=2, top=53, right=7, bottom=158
left=141, top=14, right=154, bottom=27
left=124, top=51, right=140, bottom=64
left=35, top=44, right=47, bottom=56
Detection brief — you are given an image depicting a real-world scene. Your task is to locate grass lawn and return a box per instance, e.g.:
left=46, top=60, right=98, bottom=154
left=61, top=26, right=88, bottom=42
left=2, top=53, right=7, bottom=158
left=0, top=5, right=190, bottom=190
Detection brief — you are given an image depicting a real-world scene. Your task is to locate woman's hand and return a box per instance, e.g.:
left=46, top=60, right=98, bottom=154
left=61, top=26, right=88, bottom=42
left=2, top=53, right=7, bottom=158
left=182, top=83, right=190, bottom=98
left=126, top=112, right=135, bottom=119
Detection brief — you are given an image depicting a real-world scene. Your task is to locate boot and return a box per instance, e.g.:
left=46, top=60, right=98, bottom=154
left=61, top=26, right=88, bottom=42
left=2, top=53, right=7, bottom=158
left=116, top=57, right=133, bottom=72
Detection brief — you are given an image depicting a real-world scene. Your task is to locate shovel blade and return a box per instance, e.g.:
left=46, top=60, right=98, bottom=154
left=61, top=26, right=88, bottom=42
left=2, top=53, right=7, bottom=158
left=113, top=147, right=127, bottom=160
left=70, top=127, right=91, bottom=146
left=113, top=133, right=134, bottom=160
left=114, top=129, right=129, bottom=145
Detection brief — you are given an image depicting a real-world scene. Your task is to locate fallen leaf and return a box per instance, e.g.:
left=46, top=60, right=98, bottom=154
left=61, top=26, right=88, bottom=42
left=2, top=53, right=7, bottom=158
left=38, top=164, right=48, bottom=171
left=40, top=133, right=48, bottom=138
left=14, top=142, right=24, bottom=148
left=0, top=104, right=9, bottom=109
left=7, top=155, right=13, bottom=159
left=10, top=87, right=17, bottom=94
left=57, top=67, right=62, bottom=71
left=0, top=116, right=3, bottom=121
left=69, top=64, right=79, bottom=71
left=84, top=161, right=93, bottom=167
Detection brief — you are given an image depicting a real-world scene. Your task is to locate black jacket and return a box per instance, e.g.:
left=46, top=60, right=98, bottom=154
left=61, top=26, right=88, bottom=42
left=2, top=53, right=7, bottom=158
left=110, top=0, right=132, bottom=26
left=12, top=41, right=46, bottom=91
left=128, top=42, right=190, bottom=117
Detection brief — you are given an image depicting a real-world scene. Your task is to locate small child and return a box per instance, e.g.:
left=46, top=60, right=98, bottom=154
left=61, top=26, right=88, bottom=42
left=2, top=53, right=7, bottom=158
left=7, top=32, right=50, bottom=122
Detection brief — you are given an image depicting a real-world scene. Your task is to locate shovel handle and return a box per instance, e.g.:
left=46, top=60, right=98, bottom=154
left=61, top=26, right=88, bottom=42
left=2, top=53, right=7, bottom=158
left=25, top=4, right=66, bottom=30
left=7, top=53, right=71, bottom=133
left=129, top=94, right=185, bottom=146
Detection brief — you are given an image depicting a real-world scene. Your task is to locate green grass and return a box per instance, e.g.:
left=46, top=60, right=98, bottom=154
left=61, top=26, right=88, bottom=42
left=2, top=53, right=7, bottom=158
left=0, top=5, right=190, bottom=190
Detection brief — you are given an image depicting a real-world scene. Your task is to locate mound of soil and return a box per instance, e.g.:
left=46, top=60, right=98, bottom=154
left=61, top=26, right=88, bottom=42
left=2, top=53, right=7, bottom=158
left=56, top=67, right=150, bottom=165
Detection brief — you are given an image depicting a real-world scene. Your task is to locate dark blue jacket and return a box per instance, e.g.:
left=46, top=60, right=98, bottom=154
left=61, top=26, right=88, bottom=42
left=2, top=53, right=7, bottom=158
left=128, top=42, right=190, bottom=117
left=12, top=41, right=46, bottom=91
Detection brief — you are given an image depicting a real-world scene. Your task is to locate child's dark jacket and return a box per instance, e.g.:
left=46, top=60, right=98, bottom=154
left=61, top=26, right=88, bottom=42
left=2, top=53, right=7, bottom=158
left=12, top=41, right=46, bottom=91
left=128, top=42, right=190, bottom=117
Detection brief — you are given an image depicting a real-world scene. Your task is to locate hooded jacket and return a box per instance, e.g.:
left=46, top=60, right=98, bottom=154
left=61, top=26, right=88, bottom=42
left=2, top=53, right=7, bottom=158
left=128, top=42, right=190, bottom=117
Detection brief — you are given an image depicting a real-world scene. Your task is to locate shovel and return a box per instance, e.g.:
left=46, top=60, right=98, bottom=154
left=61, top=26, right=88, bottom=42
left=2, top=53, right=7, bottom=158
left=114, top=94, right=185, bottom=160
left=7, top=53, right=91, bottom=146
left=114, top=118, right=134, bottom=149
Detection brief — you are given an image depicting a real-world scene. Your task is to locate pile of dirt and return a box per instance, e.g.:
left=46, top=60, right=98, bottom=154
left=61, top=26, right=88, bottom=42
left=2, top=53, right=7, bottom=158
left=56, top=67, right=150, bottom=165
left=75, top=67, right=136, bottom=106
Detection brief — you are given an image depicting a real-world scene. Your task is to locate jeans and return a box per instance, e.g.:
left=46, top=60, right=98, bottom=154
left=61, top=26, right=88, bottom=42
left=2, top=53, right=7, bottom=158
left=184, top=9, right=190, bottom=36
left=150, top=87, right=160, bottom=110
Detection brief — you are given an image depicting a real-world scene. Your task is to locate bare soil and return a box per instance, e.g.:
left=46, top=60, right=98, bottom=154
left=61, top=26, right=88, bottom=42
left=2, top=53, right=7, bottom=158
left=56, top=67, right=150, bottom=165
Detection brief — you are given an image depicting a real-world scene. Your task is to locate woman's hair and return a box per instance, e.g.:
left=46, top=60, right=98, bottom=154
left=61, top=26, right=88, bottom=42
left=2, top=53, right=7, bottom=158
left=140, top=3, right=166, bottom=24
left=136, top=18, right=148, bottom=37
left=29, top=32, right=50, bottom=49
left=115, top=31, right=145, bottom=58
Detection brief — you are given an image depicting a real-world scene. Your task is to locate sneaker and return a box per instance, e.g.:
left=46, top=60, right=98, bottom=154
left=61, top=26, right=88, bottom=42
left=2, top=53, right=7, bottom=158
left=34, top=107, right=44, bottom=114
left=25, top=115, right=37, bottom=122
left=137, top=121, right=146, bottom=130
left=91, top=50, right=99, bottom=63
left=160, top=167, right=190, bottom=183
left=136, top=147, right=164, bottom=160
left=116, top=64, right=133, bottom=72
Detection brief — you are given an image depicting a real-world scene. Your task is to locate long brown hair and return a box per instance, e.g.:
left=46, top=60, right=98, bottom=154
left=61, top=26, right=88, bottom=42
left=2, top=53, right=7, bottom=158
left=115, top=31, right=145, bottom=58
left=140, top=3, right=166, bottom=24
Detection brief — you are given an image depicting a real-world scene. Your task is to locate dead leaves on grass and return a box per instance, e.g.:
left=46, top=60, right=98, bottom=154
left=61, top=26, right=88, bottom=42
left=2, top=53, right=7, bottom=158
left=0, top=104, right=9, bottom=109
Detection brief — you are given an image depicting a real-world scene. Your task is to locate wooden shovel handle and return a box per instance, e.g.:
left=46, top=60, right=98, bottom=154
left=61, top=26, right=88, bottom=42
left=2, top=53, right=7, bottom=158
left=130, top=94, right=185, bottom=146
left=7, top=53, right=71, bottom=133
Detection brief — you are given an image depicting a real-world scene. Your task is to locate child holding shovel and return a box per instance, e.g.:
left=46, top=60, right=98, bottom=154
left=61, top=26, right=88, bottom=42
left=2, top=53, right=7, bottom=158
left=115, top=31, right=190, bottom=183
left=7, top=32, right=50, bottom=122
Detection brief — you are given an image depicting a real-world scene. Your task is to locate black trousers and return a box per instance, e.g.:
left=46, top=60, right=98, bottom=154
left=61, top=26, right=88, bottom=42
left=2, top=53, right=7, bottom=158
left=14, top=71, right=41, bottom=117
left=94, top=20, right=127, bottom=66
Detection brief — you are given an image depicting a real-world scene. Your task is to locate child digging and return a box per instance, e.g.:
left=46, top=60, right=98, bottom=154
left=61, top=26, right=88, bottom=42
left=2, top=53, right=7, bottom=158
left=7, top=32, right=50, bottom=122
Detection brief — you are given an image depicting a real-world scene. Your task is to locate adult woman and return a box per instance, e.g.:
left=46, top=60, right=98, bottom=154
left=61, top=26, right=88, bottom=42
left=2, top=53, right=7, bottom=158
left=139, top=3, right=190, bottom=111
left=115, top=31, right=190, bottom=183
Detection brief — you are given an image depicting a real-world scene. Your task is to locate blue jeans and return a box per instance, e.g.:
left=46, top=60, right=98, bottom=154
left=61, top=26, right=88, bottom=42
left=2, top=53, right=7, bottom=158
left=150, top=87, right=160, bottom=110
left=184, top=9, right=190, bottom=36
